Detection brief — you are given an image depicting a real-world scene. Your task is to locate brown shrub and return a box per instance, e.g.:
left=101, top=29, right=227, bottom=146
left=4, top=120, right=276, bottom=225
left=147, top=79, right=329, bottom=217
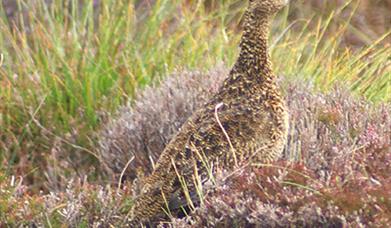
left=99, top=66, right=390, bottom=180
left=1, top=67, right=389, bottom=226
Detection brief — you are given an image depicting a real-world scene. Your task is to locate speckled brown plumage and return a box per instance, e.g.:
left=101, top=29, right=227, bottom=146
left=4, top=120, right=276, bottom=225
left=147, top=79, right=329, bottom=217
left=130, top=0, right=289, bottom=224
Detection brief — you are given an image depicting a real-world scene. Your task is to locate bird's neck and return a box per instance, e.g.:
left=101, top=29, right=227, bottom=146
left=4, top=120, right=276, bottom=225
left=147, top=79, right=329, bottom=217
left=231, top=11, right=274, bottom=80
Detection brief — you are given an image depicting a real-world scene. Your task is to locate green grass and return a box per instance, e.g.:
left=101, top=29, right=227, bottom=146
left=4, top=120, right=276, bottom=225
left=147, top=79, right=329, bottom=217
left=0, top=0, right=389, bottom=189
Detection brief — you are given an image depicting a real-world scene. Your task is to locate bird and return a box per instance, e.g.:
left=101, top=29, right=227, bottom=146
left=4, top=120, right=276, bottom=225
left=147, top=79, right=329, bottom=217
left=130, top=0, right=290, bottom=225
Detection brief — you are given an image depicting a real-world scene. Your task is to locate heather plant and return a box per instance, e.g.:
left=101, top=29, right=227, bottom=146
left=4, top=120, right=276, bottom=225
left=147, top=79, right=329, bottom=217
left=99, top=65, right=390, bottom=183
left=0, top=172, right=134, bottom=226
left=1, top=78, right=389, bottom=226
left=99, top=66, right=229, bottom=180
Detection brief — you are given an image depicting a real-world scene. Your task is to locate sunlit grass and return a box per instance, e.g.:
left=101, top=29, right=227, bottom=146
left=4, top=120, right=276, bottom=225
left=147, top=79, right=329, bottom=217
left=0, top=0, right=389, bottom=189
